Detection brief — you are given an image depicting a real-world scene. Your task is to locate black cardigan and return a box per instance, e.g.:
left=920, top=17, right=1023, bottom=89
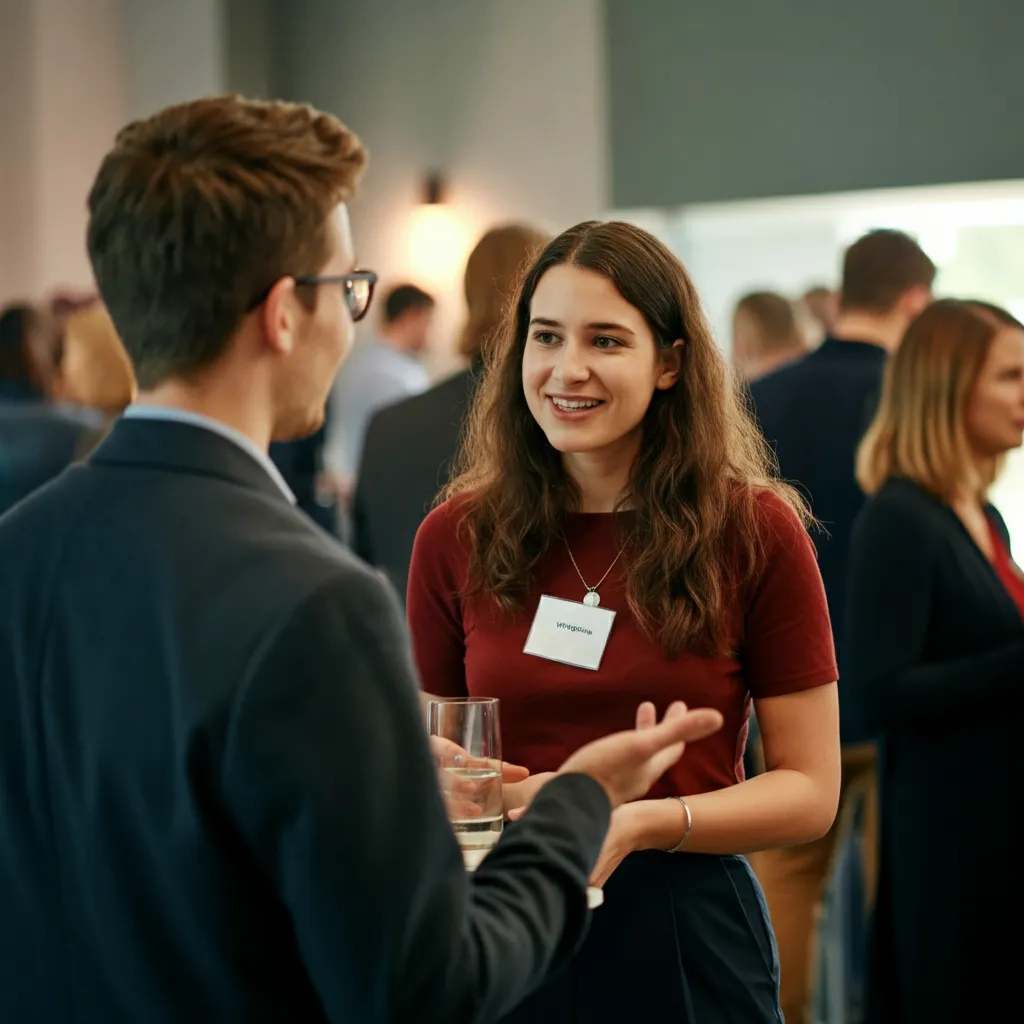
left=846, top=475, right=1024, bottom=729
left=845, top=475, right=1024, bottom=1023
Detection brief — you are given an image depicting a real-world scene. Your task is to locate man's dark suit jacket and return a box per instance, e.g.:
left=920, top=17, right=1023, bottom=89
left=747, top=337, right=887, bottom=745
left=353, top=366, right=476, bottom=600
left=0, top=416, right=610, bottom=1024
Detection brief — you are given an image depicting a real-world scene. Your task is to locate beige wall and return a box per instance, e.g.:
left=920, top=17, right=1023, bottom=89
left=277, top=0, right=610, bottom=372
left=2, top=0, right=611, bottom=342
left=119, top=0, right=226, bottom=121
left=0, top=0, right=38, bottom=299
left=34, top=0, right=126, bottom=295
left=0, top=0, right=228, bottom=302
left=0, top=0, right=124, bottom=299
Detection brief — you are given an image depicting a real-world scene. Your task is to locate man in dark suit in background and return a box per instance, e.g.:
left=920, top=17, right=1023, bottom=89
left=0, top=96, right=723, bottom=1024
left=269, top=422, right=339, bottom=534
left=747, top=229, right=935, bottom=1024
left=354, top=223, right=547, bottom=599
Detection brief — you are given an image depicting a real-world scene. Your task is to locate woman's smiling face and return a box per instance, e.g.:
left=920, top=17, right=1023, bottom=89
left=522, top=265, right=680, bottom=456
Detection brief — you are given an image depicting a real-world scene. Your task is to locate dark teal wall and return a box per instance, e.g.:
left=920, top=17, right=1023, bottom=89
left=606, top=0, right=1024, bottom=206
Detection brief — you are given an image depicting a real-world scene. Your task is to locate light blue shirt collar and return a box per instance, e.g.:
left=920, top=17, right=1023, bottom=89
left=122, top=404, right=296, bottom=504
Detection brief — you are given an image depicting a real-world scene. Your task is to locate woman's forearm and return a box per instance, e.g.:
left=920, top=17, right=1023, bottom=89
left=629, top=768, right=837, bottom=856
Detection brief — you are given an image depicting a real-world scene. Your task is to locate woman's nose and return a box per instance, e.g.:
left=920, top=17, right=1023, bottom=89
left=553, top=339, right=590, bottom=384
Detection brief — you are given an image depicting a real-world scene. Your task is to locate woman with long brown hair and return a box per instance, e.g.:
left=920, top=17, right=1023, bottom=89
left=407, top=221, right=840, bottom=1021
left=847, top=299, right=1024, bottom=1024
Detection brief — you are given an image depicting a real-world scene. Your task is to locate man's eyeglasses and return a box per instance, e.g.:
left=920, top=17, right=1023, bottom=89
left=247, top=270, right=378, bottom=322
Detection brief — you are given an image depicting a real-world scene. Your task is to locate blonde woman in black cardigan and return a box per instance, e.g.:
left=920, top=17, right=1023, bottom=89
left=846, top=299, right=1024, bottom=1024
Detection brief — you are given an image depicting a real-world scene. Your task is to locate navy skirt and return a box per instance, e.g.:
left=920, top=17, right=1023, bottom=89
left=500, top=851, right=783, bottom=1024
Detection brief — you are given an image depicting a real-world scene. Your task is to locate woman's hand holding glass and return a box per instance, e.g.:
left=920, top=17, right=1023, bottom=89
left=430, top=736, right=532, bottom=820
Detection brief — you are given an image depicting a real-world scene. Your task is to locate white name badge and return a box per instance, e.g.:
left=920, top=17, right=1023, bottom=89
left=523, top=595, right=616, bottom=671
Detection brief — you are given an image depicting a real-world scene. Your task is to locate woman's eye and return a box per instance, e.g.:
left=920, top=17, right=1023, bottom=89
left=593, top=335, right=622, bottom=349
left=533, top=331, right=559, bottom=345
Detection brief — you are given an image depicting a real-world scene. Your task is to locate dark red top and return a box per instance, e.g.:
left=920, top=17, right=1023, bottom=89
left=987, top=518, right=1024, bottom=618
left=407, top=492, right=837, bottom=799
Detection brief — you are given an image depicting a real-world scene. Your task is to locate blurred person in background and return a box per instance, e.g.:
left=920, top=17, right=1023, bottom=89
left=731, top=290, right=808, bottom=382
left=269, top=423, right=339, bottom=535
left=326, top=281, right=434, bottom=483
left=799, top=284, right=838, bottom=346
left=50, top=289, right=102, bottom=319
left=0, top=302, right=89, bottom=515
left=408, top=220, right=841, bottom=1023
left=0, top=94, right=727, bottom=1024
left=353, top=223, right=548, bottom=598
left=55, top=300, right=136, bottom=428
left=0, top=302, right=59, bottom=400
left=848, top=300, right=1024, bottom=1024
left=747, top=229, right=935, bottom=1024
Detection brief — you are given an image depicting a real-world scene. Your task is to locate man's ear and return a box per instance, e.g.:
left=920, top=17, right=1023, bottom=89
left=262, top=276, right=298, bottom=355
left=898, top=285, right=932, bottom=321
left=655, top=338, right=684, bottom=390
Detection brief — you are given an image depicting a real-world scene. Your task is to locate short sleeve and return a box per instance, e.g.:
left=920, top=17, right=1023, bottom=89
left=744, top=492, right=838, bottom=698
left=406, top=500, right=470, bottom=697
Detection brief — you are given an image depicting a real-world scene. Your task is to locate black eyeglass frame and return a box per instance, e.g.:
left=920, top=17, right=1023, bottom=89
left=246, top=270, right=378, bottom=321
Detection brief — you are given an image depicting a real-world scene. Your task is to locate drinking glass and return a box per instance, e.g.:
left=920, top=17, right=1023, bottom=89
left=428, top=697, right=503, bottom=868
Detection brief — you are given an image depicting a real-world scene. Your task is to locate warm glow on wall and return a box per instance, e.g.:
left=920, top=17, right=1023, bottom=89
left=402, top=172, right=471, bottom=291
left=406, top=202, right=468, bottom=289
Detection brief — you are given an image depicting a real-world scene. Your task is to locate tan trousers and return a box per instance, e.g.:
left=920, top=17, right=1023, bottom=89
left=752, top=744, right=878, bottom=1024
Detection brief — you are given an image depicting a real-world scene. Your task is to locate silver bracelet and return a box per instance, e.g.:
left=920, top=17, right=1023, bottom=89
left=666, top=796, right=692, bottom=853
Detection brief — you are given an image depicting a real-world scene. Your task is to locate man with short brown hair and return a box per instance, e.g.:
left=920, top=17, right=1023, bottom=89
left=0, top=95, right=722, bottom=1023
left=748, top=229, right=936, bottom=1024
left=731, top=290, right=807, bottom=382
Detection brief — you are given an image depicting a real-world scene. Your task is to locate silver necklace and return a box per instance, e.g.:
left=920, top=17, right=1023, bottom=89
left=565, top=540, right=623, bottom=608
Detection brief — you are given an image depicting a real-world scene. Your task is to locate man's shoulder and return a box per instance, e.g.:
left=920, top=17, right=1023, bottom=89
left=749, top=344, right=883, bottom=413
left=748, top=350, right=824, bottom=398
left=1, top=461, right=398, bottom=649
left=0, top=461, right=90, bottom=535
left=0, top=457, right=354, bottom=573
left=271, top=537, right=398, bottom=619
left=336, top=345, right=428, bottom=416
left=354, top=341, right=424, bottom=381
left=368, top=370, right=471, bottom=434
left=0, top=402, right=88, bottom=450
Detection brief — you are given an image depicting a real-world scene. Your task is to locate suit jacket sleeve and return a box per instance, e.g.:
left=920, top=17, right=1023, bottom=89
left=221, top=568, right=609, bottom=1024
left=846, top=495, right=1024, bottom=730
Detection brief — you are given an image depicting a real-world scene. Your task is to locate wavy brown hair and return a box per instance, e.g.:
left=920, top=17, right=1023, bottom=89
left=446, top=220, right=808, bottom=657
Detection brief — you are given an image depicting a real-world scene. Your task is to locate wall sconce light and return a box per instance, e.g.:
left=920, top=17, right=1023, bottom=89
left=408, top=171, right=467, bottom=288
left=423, top=171, right=446, bottom=205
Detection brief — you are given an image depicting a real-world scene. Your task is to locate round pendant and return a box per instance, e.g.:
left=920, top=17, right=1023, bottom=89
left=583, top=590, right=600, bottom=608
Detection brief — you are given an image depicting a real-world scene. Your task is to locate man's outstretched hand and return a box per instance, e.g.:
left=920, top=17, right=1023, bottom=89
left=508, top=701, right=722, bottom=820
